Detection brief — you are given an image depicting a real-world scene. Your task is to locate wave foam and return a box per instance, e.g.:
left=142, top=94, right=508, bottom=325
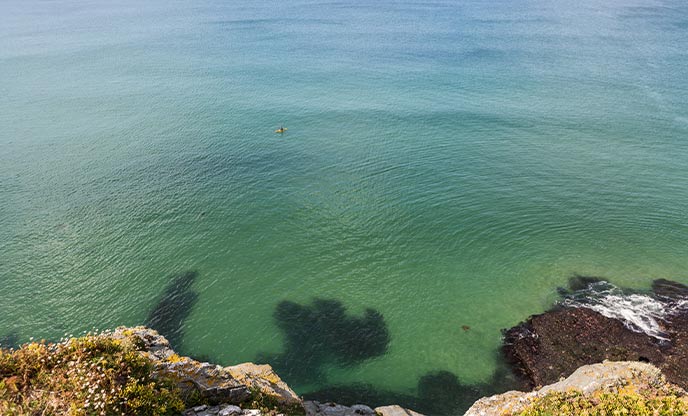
left=561, top=281, right=687, bottom=340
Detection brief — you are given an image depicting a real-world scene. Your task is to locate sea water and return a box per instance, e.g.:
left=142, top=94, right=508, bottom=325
left=1, top=0, right=688, bottom=412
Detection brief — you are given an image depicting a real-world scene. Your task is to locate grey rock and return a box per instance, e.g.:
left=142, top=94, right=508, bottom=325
left=349, top=404, right=375, bottom=415
left=183, top=405, right=224, bottom=416
left=465, top=361, right=684, bottom=416
left=374, top=405, right=424, bottom=416
left=113, top=327, right=250, bottom=405
left=319, top=402, right=352, bottom=416
left=304, top=401, right=385, bottom=416
left=219, top=405, right=243, bottom=416
left=303, top=400, right=320, bottom=415
left=226, top=362, right=302, bottom=409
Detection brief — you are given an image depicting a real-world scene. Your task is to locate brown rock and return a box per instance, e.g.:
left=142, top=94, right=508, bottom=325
left=226, top=362, right=303, bottom=410
left=652, top=279, right=688, bottom=300
left=503, top=307, right=670, bottom=389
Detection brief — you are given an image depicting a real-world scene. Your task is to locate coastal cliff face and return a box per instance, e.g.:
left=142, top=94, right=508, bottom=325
left=4, top=326, right=687, bottom=416
left=4, top=278, right=688, bottom=415
left=115, top=326, right=301, bottom=414
left=115, top=327, right=424, bottom=416
left=0, top=325, right=423, bottom=416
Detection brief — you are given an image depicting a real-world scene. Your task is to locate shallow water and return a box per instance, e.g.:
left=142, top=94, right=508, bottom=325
left=1, top=0, right=688, bottom=412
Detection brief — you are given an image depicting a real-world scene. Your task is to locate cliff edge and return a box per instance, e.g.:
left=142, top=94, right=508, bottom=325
left=466, top=361, right=688, bottom=415
left=0, top=326, right=422, bottom=416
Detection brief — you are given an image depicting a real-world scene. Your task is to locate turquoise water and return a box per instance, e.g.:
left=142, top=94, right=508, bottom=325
left=2, top=0, right=688, bottom=412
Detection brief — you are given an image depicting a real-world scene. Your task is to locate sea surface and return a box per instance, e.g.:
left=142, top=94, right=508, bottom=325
left=1, top=0, right=688, bottom=413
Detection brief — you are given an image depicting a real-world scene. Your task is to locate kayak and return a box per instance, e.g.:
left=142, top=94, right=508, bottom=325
left=275, top=128, right=287, bottom=133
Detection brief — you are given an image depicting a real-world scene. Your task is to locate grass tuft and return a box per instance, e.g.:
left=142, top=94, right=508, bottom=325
left=518, top=390, right=688, bottom=416
left=0, top=332, right=185, bottom=416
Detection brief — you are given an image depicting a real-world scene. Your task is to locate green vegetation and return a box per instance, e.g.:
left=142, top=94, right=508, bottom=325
left=518, top=390, right=688, bottom=416
left=0, top=331, right=185, bottom=416
left=246, top=387, right=305, bottom=416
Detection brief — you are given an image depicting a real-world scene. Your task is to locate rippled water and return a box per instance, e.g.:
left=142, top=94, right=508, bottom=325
left=1, top=0, right=688, bottom=413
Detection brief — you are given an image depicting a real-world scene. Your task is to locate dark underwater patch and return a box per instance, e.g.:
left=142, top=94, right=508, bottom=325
left=304, top=366, right=511, bottom=416
left=145, top=271, right=198, bottom=350
left=304, top=383, right=419, bottom=412
left=260, top=297, right=521, bottom=414
left=258, top=298, right=390, bottom=385
left=0, top=331, right=20, bottom=349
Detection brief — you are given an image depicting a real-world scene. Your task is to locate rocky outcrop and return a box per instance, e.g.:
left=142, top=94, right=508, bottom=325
left=112, top=327, right=302, bottom=413
left=503, top=306, right=666, bottom=388
left=301, top=402, right=423, bottom=416
left=112, top=326, right=424, bottom=416
left=114, top=327, right=252, bottom=405
left=465, top=361, right=686, bottom=416
left=374, top=405, right=425, bottom=416
left=502, top=278, right=688, bottom=391
left=304, top=402, right=376, bottom=415
left=182, top=404, right=260, bottom=416
left=227, top=363, right=302, bottom=409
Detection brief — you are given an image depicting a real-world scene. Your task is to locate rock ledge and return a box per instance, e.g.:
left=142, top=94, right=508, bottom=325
left=114, top=326, right=424, bottom=416
left=465, top=361, right=685, bottom=416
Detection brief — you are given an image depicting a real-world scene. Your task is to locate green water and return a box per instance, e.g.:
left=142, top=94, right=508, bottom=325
left=1, top=0, right=688, bottom=411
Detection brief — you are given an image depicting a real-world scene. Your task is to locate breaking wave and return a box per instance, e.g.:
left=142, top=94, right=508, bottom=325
left=561, top=281, right=688, bottom=341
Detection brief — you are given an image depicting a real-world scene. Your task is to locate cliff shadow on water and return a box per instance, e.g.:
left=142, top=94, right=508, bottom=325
left=261, top=297, right=519, bottom=415
left=257, top=298, right=390, bottom=385
left=145, top=271, right=198, bottom=351
left=304, top=350, right=519, bottom=415
left=0, top=331, right=20, bottom=350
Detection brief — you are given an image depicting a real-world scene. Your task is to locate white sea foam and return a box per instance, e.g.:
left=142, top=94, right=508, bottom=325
left=584, top=294, right=669, bottom=340
left=561, top=281, right=688, bottom=341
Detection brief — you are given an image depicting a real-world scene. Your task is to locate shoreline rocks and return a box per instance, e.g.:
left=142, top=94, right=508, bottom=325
left=10, top=278, right=688, bottom=415
left=502, top=278, right=688, bottom=392
left=503, top=306, right=667, bottom=388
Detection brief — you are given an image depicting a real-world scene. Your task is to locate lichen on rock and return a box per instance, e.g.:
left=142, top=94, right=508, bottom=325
left=227, top=362, right=302, bottom=410
left=465, top=361, right=688, bottom=416
left=113, top=326, right=305, bottom=413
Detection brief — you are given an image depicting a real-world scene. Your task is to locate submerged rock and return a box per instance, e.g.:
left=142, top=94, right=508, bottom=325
left=146, top=271, right=199, bottom=350
left=502, top=278, right=688, bottom=390
left=465, top=361, right=685, bottom=416
left=0, top=331, right=19, bottom=349
left=260, top=299, right=390, bottom=386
